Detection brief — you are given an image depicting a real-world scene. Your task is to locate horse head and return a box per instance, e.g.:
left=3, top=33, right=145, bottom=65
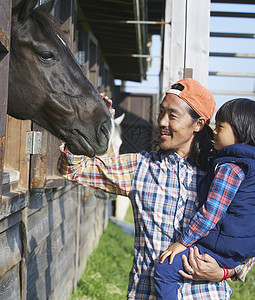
left=8, top=0, right=113, bottom=156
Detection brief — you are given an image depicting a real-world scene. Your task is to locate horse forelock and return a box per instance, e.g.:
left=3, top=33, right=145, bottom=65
left=32, top=10, right=67, bottom=45
left=11, top=8, right=68, bottom=52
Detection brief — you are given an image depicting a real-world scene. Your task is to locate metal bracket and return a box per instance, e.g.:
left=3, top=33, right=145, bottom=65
left=26, top=131, right=43, bottom=154
left=183, top=68, right=193, bottom=79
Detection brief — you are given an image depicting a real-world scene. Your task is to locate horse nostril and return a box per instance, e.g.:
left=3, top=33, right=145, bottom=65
left=98, top=120, right=112, bottom=142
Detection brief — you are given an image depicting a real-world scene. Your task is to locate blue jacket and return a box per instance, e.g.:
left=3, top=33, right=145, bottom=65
left=198, top=144, right=255, bottom=260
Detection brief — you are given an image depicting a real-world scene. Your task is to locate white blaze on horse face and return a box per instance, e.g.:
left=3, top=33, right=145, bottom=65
left=106, top=114, right=125, bottom=157
left=57, top=34, right=67, bottom=47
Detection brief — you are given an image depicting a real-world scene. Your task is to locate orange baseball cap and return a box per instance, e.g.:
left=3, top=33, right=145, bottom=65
left=166, top=78, right=216, bottom=124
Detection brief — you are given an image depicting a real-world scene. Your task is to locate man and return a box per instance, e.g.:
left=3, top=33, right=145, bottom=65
left=57, top=78, right=254, bottom=299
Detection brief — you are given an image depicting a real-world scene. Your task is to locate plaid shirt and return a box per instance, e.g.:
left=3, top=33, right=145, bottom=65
left=58, top=144, right=254, bottom=299
left=180, top=163, right=245, bottom=246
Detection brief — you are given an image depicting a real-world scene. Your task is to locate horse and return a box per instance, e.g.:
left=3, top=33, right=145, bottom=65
left=8, top=0, right=112, bottom=156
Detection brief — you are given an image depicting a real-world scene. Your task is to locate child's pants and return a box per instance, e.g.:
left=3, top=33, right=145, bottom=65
left=154, top=244, right=243, bottom=300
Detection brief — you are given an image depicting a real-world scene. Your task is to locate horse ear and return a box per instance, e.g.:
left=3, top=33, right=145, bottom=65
left=36, top=0, right=58, bottom=14
left=13, top=0, right=38, bottom=22
left=114, top=113, right=126, bottom=125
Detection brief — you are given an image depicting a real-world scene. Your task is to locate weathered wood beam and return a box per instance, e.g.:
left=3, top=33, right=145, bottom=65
left=210, top=52, right=255, bottom=58
left=210, top=32, right=255, bottom=38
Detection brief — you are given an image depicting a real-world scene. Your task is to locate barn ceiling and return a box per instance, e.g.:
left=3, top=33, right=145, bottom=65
left=76, top=0, right=165, bottom=82
left=76, top=0, right=255, bottom=83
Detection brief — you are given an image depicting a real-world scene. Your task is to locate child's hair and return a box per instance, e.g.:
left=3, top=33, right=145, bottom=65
left=216, top=98, right=255, bottom=146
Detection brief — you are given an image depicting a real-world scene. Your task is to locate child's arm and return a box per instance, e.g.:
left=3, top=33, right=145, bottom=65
left=159, top=241, right=187, bottom=264
left=180, top=163, right=245, bottom=247
left=159, top=163, right=245, bottom=265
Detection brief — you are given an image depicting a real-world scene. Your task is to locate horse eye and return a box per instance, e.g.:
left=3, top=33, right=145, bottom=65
left=38, top=51, right=55, bottom=61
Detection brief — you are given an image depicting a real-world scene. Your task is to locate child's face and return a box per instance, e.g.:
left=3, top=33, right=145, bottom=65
left=213, top=121, right=239, bottom=151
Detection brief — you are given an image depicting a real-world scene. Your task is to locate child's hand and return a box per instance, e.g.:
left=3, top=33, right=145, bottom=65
left=159, top=241, right=187, bottom=264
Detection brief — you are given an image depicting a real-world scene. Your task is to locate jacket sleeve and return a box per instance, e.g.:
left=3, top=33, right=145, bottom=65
left=180, top=163, right=245, bottom=246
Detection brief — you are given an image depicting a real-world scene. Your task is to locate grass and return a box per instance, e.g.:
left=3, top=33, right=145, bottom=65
left=229, top=272, right=255, bottom=299
left=70, top=220, right=134, bottom=300
left=71, top=204, right=255, bottom=299
left=124, top=203, right=134, bottom=224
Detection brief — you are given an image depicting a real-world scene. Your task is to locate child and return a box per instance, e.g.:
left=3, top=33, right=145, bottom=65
left=154, top=98, right=255, bottom=299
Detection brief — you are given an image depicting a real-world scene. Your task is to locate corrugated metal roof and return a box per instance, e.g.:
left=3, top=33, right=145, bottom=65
left=77, top=0, right=165, bottom=82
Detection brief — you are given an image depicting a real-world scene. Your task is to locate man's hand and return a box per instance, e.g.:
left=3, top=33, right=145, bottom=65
left=160, top=242, right=187, bottom=264
left=100, top=93, right=115, bottom=116
left=179, top=246, right=226, bottom=282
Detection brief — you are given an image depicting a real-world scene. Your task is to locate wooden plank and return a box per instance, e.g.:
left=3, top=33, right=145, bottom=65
left=161, top=0, right=210, bottom=89
left=0, top=0, right=12, bottom=200
left=88, top=39, right=99, bottom=87
left=29, top=126, right=47, bottom=189
left=45, top=132, right=63, bottom=178
left=0, top=137, right=5, bottom=199
left=161, top=0, right=185, bottom=95
left=185, top=0, right=210, bottom=86
left=27, top=216, right=76, bottom=285
left=0, top=192, right=26, bottom=221
left=27, top=185, right=73, bottom=217
left=0, top=223, right=22, bottom=278
left=27, top=231, right=76, bottom=299
left=74, top=185, right=81, bottom=288
left=0, top=25, right=9, bottom=52
left=19, top=120, right=31, bottom=188
left=0, top=265, right=20, bottom=300
left=29, top=126, right=64, bottom=189
left=20, top=207, right=28, bottom=300
left=0, top=1, right=11, bottom=52
left=0, top=210, right=21, bottom=234
left=4, top=117, right=30, bottom=191
left=54, top=0, right=75, bottom=50
left=27, top=193, right=77, bottom=254
left=78, top=30, right=89, bottom=75
left=4, top=117, right=22, bottom=171
left=80, top=31, right=99, bottom=85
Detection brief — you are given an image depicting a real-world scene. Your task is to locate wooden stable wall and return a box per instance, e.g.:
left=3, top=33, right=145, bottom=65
left=0, top=1, right=117, bottom=299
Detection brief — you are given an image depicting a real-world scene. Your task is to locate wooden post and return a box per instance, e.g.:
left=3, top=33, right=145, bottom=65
left=73, top=185, right=81, bottom=289
left=161, top=0, right=186, bottom=95
left=0, top=0, right=12, bottom=200
left=20, top=207, right=28, bottom=300
left=184, top=0, right=210, bottom=86
left=161, top=0, right=210, bottom=96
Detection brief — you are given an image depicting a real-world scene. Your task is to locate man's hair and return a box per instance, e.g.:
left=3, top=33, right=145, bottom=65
left=216, top=98, right=255, bottom=146
left=171, top=83, right=214, bottom=171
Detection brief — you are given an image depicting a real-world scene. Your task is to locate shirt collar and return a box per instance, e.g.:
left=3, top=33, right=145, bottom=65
left=159, top=149, right=191, bottom=166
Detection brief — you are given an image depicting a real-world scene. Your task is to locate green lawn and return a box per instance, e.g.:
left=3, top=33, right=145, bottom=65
left=229, top=272, right=255, bottom=299
left=71, top=205, right=255, bottom=299
left=70, top=221, right=134, bottom=300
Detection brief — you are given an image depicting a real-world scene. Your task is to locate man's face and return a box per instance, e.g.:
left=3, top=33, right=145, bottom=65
left=157, top=93, right=198, bottom=157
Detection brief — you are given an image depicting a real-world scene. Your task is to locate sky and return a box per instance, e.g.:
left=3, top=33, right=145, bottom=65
left=115, top=3, right=255, bottom=113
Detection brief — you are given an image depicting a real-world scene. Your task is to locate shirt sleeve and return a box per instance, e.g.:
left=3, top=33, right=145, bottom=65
left=57, top=143, right=138, bottom=196
left=180, top=163, right=245, bottom=247
left=234, top=257, right=255, bottom=282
